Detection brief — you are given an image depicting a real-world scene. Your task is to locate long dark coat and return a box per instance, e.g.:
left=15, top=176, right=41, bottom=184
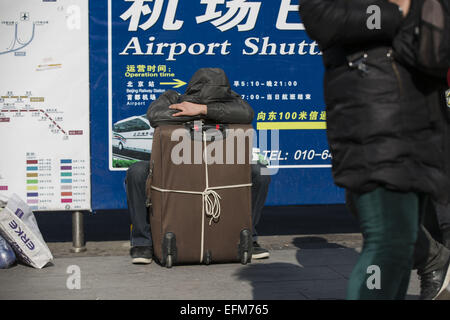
left=299, top=0, right=449, bottom=202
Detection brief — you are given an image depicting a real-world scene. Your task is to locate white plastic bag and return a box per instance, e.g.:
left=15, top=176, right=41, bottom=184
left=0, top=194, right=53, bottom=268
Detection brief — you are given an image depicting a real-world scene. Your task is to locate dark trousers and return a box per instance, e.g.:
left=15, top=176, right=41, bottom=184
left=413, top=198, right=450, bottom=275
left=346, top=188, right=420, bottom=299
left=433, top=201, right=450, bottom=239
left=346, top=188, right=450, bottom=299
left=125, top=160, right=271, bottom=247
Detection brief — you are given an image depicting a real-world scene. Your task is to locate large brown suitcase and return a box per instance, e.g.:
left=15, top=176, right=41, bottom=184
left=146, top=122, right=254, bottom=267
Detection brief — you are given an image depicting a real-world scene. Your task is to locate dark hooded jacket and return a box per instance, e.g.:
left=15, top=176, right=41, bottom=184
left=299, top=0, right=449, bottom=202
left=147, top=68, right=254, bottom=127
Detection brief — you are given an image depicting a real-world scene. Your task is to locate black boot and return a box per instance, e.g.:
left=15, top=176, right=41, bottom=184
left=419, top=257, right=450, bottom=300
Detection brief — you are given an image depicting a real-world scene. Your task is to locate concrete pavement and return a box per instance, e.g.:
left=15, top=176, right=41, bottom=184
left=0, top=234, right=421, bottom=300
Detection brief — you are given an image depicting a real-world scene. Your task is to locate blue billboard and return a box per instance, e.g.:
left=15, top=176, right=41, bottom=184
left=89, top=0, right=345, bottom=211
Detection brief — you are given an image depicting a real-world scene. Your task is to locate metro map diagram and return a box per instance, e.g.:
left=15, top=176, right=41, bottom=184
left=0, top=92, right=84, bottom=140
left=0, top=12, right=47, bottom=56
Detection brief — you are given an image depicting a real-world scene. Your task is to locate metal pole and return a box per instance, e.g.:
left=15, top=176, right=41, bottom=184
left=71, top=211, right=86, bottom=253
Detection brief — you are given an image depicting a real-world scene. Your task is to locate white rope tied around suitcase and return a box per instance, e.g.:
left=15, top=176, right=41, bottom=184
left=150, top=131, right=252, bottom=263
left=150, top=184, right=249, bottom=223
left=203, top=189, right=221, bottom=225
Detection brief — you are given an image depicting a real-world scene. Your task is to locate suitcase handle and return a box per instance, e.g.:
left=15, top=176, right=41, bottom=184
left=184, top=121, right=228, bottom=142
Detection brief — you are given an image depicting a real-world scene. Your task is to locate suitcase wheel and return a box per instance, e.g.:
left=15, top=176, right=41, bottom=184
left=165, top=254, right=173, bottom=268
left=241, top=251, right=249, bottom=265
left=204, top=250, right=212, bottom=265
left=162, top=232, right=177, bottom=268
left=238, top=229, right=253, bottom=265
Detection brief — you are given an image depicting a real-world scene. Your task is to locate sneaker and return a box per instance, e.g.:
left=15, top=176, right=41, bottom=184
left=130, top=246, right=153, bottom=264
left=252, top=241, right=270, bottom=259
left=419, top=257, right=450, bottom=300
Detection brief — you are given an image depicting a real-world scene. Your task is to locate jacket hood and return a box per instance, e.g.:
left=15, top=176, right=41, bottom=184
left=183, top=68, right=233, bottom=102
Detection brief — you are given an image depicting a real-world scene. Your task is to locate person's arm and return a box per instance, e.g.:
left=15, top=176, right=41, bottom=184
left=170, top=92, right=254, bottom=124
left=299, top=0, right=404, bottom=50
left=205, top=91, right=254, bottom=124
left=169, top=101, right=207, bottom=117
left=146, top=90, right=182, bottom=127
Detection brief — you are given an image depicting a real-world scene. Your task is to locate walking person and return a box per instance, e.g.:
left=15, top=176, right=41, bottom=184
left=412, top=72, right=450, bottom=299
left=299, top=0, right=449, bottom=299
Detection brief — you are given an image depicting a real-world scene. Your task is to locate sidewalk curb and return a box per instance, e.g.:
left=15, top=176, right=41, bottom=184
left=46, top=233, right=363, bottom=258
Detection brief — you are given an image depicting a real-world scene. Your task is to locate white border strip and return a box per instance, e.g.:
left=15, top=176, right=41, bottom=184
left=268, top=165, right=332, bottom=169
left=108, top=0, right=124, bottom=171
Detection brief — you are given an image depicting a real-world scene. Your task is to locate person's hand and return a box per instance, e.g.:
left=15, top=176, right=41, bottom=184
left=169, top=101, right=207, bottom=117
left=388, top=0, right=411, bottom=17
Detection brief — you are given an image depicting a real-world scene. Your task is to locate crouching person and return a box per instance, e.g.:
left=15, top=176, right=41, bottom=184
left=125, top=68, right=271, bottom=264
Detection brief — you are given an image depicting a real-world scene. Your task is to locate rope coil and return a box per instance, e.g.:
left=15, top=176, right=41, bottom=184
left=203, top=189, right=221, bottom=225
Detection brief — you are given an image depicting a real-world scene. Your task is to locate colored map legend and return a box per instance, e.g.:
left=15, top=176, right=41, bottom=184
left=0, top=172, right=8, bottom=193
left=25, top=153, right=54, bottom=210
left=58, top=158, right=89, bottom=210
left=10, top=152, right=91, bottom=211
left=26, top=158, right=39, bottom=210
left=60, top=159, right=73, bottom=204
